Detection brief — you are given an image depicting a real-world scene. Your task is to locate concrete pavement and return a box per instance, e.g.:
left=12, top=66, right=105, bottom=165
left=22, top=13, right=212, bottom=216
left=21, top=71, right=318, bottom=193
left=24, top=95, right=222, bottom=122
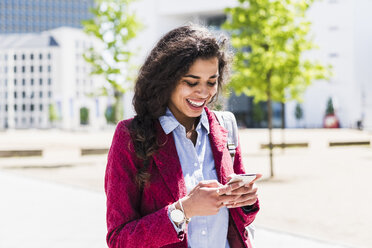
left=0, top=171, right=352, bottom=248
left=1, top=128, right=371, bottom=247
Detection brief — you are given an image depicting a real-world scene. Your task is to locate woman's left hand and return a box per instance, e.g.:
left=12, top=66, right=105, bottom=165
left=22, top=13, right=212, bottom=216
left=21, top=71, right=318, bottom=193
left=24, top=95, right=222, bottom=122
left=216, top=174, right=261, bottom=208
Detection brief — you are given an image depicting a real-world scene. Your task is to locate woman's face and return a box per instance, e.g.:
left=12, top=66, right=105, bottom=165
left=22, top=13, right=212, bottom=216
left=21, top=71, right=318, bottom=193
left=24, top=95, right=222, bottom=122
left=168, top=57, right=219, bottom=128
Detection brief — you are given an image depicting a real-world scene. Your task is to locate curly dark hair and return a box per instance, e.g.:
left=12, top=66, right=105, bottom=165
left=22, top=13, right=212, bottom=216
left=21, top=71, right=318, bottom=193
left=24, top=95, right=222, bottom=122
left=129, top=24, right=232, bottom=187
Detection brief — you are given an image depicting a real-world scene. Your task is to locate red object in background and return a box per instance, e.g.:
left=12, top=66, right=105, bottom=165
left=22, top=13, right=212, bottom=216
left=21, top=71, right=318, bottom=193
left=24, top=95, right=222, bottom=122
left=324, top=114, right=340, bottom=128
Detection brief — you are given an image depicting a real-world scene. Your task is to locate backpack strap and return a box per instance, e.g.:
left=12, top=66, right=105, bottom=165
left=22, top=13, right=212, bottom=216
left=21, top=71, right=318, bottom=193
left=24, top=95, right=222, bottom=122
left=213, top=111, right=239, bottom=163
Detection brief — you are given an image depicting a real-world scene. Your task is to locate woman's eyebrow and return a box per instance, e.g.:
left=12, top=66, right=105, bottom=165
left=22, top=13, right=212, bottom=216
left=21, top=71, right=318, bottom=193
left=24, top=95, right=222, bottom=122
left=184, top=74, right=219, bottom=79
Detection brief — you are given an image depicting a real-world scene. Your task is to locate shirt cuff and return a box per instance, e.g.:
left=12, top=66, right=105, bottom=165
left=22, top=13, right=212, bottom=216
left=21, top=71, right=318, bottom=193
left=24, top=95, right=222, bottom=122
left=241, top=203, right=259, bottom=214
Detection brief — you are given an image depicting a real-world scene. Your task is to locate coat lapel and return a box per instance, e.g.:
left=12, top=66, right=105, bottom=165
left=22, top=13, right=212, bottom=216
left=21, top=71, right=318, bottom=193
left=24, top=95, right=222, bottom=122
left=205, top=108, right=233, bottom=185
left=152, top=121, right=187, bottom=201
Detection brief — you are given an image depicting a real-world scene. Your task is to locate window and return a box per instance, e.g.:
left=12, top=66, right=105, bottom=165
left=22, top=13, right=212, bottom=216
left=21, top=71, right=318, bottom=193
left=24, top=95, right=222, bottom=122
left=5, top=104, right=8, bottom=112
left=22, top=79, right=25, bottom=85
left=39, top=66, right=42, bottom=72
left=14, top=79, right=17, bottom=86
left=39, top=78, right=43, bottom=85
left=14, top=54, right=17, bottom=60
left=14, top=66, right=17, bottom=73
left=14, top=92, right=17, bottom=98
left=48, top=91, right=52, bottom=98
left=30, top=54, right=34, bottom=60
left=48, top=65, right=51, bottom=72
left=39, top=53, right=42, bottom=60
left=40, top=104, right=43, bottom=111
left=39, top=91, right=43, bottom=97
left=30, top=66, right=34, bottom=73
left=30, top=104, right=34, bottom=111
left=22, top=66, right=25, bottom=73
left=22, top=54, right=25, bottom=60
left=48, top=53, right=51, bottom=59
left=14, top=104, right=17, bottom=111
left=48, top=78, right=52, bottom=85
left=22, top=92, right=25, bottom=98
left=22, top=104, right=26, bottom=111
left=31, top=79, right=34, bottom=85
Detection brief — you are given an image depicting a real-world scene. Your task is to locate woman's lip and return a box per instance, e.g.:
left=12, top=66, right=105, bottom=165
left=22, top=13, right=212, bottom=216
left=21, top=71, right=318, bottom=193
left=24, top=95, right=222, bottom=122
left=187, top=99, right=206, bottom=107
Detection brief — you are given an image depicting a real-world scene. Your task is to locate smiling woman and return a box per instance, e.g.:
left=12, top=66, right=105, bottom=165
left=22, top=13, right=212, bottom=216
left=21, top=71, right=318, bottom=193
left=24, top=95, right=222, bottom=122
left=105, top=24, right=260, bottom=248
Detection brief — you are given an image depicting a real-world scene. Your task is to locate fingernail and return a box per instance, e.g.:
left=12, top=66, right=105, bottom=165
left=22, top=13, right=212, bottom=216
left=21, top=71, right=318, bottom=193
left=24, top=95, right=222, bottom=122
left=239, top=181, right=245, bottom=187
left=216, top=189, right=220, bottom=194
left=226, top=192, right=231, bottom=195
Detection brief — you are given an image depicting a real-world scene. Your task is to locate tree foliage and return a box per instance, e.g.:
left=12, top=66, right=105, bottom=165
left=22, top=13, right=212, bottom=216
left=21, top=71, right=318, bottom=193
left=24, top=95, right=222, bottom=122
left=223, top=0, right=331, bottom=103
left=82, top=0, right=142, bottom=123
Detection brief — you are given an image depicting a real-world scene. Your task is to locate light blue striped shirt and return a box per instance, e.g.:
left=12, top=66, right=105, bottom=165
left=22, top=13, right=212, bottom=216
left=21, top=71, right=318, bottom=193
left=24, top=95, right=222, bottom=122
left=159, top=108, right=230, bottom=248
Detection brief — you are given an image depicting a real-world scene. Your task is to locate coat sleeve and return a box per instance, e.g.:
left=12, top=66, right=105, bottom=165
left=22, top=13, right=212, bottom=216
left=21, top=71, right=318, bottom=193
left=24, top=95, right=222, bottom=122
left=232, top=136, right=260, bottom=220
left=105, top=121, right=184, bottom=248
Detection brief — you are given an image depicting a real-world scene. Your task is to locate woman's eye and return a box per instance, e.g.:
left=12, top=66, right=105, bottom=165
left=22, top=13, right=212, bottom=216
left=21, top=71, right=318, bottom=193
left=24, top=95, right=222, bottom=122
left=208, top=81, right=217, bottom=86
left=185, top=81, right=198, bottom=87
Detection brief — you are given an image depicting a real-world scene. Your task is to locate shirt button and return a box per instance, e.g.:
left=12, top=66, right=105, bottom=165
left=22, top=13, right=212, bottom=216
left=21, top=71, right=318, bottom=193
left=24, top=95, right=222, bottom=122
left=194, top=162, right=198, bottom=167
left=201, top=230, right=206, bottom=235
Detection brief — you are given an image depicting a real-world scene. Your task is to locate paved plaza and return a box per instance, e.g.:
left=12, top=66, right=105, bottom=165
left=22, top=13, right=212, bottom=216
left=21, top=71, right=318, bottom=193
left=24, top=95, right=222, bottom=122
left=1, top=128, right=371, bottom=248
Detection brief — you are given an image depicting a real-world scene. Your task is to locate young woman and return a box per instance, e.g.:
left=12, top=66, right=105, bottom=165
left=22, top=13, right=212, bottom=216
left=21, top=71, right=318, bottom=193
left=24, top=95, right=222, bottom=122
left=105, top=24, right=260, bottom=248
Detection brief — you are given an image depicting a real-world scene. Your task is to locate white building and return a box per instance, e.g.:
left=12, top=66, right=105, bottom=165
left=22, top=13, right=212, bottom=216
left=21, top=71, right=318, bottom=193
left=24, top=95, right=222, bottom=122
left=0, top=27, right=107, bottom=130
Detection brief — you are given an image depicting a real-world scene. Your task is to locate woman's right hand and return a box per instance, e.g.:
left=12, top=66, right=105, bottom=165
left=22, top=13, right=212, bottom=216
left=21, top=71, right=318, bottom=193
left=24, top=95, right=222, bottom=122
left=180, top=180, right=229, bottom=218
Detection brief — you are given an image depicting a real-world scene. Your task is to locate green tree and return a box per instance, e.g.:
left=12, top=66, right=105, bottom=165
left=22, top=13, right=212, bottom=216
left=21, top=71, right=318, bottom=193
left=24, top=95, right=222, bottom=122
left=48, top=103, right=59, bottom=127
left=294, top=102, right=304, bottom=127
left=325, top=97, right=335, bottom=115
left=82, top=0, right=142, bottom=123
left=223, top=0, right=331, bottom=177
left=80, top=107, right=90, bottom=125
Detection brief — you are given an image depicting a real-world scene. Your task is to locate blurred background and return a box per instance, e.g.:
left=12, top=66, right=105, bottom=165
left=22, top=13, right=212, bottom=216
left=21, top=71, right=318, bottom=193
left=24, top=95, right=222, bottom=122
left=0, top=0, right=371, bottom=248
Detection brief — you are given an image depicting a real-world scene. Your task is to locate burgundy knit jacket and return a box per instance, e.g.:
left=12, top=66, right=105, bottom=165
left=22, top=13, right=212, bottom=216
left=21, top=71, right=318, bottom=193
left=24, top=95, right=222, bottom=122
left=105, top=107, right=259, bottom=248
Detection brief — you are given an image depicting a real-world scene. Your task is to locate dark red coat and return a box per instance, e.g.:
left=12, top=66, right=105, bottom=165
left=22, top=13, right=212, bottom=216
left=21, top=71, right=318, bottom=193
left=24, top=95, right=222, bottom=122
left=105, top=107, right=259, bottom=248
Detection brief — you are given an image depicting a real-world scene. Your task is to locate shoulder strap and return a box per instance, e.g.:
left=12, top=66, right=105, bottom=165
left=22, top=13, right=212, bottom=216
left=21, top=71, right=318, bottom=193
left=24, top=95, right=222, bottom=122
left=213, top=110, right=239, bottom=163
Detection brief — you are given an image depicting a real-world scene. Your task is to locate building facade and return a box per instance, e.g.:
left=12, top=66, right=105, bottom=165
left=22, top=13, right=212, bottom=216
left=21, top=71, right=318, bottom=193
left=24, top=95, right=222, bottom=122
left=0, top=0, right=94, bottom=34
left=0, top=27, right=107, bottom=130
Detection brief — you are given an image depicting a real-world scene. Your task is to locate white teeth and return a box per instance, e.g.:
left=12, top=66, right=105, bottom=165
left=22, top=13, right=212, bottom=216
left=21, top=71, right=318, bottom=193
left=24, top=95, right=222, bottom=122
left=187, top=99, right=205, bottom=107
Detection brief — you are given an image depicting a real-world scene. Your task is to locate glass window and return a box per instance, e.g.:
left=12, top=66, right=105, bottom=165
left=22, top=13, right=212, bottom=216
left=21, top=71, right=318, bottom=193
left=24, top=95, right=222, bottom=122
left=30, top=66, right=34, bottom=73
left=39, top=91, right=42, bottom=97
left=39, top=78, right=43, bottom=85
left=14, top=92, right=17, bottom=98
left=39, top=66, right=42, bottom=72
left=22, top=79, right=25, bottom=85
left=14, top=54, right=17, bottom=60
left=14, top=79, right=17, bottom=86
left=22, top=54, right=25, bottom=60
left=22, top=104, right=26, bottom=111
left=48, top=78, right=52, bottom=85
left=39, top=53, right=42, bottom=60
left=14, top=66, right=16, bottom=73
left=40, top=104, right=43, bottom=111
left=48, top=65, right=51, bottom=72
left=30, top=104, right=34, bottom=111
left=31, top=78, right=34, bottom=85
left=22, top=92, right=25, bottom=98
left=22, top=66, right=25, bottom=73
left=14, top=104, right=17, bottom=111
left=48, top=53, right=51, bottom=59
left=5, top=104, right=8, bottom=112
left=48, top=91, right=52, bottom=98
left=30, top=54, right=34, bottom=60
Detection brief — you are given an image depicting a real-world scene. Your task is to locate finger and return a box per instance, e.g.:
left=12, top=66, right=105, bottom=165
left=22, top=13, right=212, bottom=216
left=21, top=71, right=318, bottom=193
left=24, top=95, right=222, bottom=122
left=217, top=181, right=244, bottom=195
left=226, top=198, right=258, bottom=208
left=198, top=180, right=222, bottom=188
left=226, top=173, right=236, bottom=181
left=227, top=191, right=258, bottom=206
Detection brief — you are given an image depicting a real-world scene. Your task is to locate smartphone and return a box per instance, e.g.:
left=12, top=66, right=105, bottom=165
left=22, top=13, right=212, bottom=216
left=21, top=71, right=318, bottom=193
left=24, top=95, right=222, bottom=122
left=227, top=174, right=258, bottom=185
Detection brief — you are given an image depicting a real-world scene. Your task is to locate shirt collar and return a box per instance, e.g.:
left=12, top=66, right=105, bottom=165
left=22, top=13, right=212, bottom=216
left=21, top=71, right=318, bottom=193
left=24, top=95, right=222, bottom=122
left=159, top=108, right=210, bottom=135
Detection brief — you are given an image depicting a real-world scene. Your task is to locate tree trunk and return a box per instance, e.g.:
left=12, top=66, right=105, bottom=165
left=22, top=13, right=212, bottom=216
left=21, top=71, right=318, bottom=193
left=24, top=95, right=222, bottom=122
left=267, top=74, right=274, bottom=178
left=281, top=102, right=285, bottom=153
left=114, top=90, right=123, bottom=124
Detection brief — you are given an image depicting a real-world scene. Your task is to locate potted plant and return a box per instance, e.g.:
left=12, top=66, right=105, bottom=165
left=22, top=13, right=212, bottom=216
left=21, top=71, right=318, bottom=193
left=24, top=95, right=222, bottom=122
left=323, top=97, right=339, bottom=128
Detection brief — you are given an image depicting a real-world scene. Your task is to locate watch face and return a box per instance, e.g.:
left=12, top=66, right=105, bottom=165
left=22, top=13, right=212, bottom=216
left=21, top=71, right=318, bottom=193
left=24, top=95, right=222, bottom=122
left=170, top=209, right=184, bottom=223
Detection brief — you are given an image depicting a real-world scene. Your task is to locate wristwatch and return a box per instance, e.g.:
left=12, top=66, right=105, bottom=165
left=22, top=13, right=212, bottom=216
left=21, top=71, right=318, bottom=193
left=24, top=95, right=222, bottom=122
left=170, top=207, right=186, bottom=227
